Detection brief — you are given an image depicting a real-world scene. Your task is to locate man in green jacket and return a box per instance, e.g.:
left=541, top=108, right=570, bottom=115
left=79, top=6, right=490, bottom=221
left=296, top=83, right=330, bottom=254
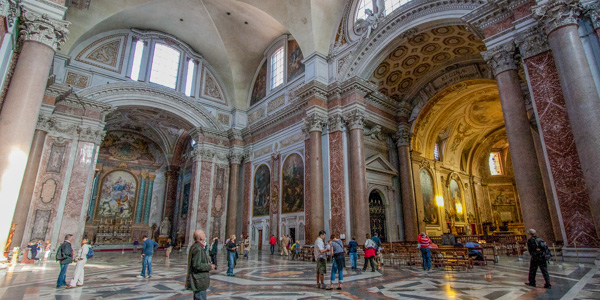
left=56, top=234, right=74, bottom=288
left=186, top=230, right=214, bottom=300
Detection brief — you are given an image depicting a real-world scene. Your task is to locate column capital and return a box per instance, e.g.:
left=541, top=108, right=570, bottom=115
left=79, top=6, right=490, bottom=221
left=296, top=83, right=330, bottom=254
left=583, top=2, right=600, bottom=30
left=327, top=113, right=345, bottom=133
left=303, top=113, right=326, bottom=133
left=78, top=126, right=106, bottom=145
left=344, top=108, right=365, bottom=131
left=481, top=43, right=518, bottom=76
left=228, top=151, right=245, bottom=164
left=192, top=147, right=215, bottom=162
left=148, top=173, right=156, bottom=181
left=395, top=122, right=411, bottom=147
left=515, top=25, right=550, bottom=59
left=533, top=0, right=582, bottom=36
left=397, top=101, right=413, bottom=121
left=19, top=6, right=70, bottom=51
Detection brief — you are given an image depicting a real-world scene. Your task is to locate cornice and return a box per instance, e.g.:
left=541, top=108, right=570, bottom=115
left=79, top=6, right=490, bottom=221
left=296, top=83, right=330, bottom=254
left=292, top=80, right=329, bottom=102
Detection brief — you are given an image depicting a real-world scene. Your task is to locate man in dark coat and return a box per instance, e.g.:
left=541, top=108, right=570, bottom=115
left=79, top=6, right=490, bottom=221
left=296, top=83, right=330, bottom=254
left=524, top=229, right=551, bottom=289
left=56, top=234, right=74, bottom=288
left=186, top=230, right=214, bottom=300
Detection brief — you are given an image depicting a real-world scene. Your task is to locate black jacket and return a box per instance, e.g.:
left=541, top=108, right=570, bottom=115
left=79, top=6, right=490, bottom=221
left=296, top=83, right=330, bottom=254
left=57, top=241, right=73, bottom=265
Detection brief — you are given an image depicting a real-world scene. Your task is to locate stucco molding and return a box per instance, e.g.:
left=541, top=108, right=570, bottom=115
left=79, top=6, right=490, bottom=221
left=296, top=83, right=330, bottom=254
left=481, top=42, right=518, bottom=76
left=19, top=5, right=69, bottom=51
left=532, top=0, right=582, bottom=35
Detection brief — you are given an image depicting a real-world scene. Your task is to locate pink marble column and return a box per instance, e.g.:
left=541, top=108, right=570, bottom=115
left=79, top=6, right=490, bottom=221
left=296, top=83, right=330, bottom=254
left=534, top=1, right=600, bottom=235
left=11, top=130, right=47, bottom=249
left=483, top=44, right=553, bottom=241
left=396, top=122, right=418, bottom=241
left=345, top=109, right=369, bottom=244
left=305, top=114, right=325, bottom=242
left=328, top=114, right=347, bottom=237
left=225, top=153, right=242, bottom=237
left=0, top=11, right=69, bottom=256
left=242, top=161, right=251, bottom=236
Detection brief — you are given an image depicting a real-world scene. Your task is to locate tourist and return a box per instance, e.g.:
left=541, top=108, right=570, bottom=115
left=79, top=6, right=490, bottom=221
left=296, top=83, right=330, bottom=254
left=348, top=236, right=358, bottom=270
left=133, top=239, right=139, bottom=253
left=314, top=230, right=327, bottom=289
left=186, top=230, right=215, bottom=300
left=290, top=240, right=299, bottom=260
left=26, top=241, right=38, bottom=262
left=281, top=234, right=290, bottom=256
left=418, top=232, right=431, bottom=271
left=454, top=238, right=465, bottom=248
left=43, top=240, right=51, bottom=261
left=226, top=235, right=237, bottom=276
left=165, top=238, right=173, bottom=259
left=137, top=235, right=158, bottom=278
left=328, top=234, right=345, bottom=290
left=243, top=235, right=250, bottom=259
left=525, top=229, right=551, bottom=289
left=55, top=234, right=74, bottom=288
left=35, top=240, right=43, bottom=261
left=209, top=237, right=219, bottom=269
left=362, top=234, right=376, bottom=272
left=269, top=235, right=276, bottom=255
left=67, top=237, right=90, bottom=288
left=465, top=240, right=483, bottom=261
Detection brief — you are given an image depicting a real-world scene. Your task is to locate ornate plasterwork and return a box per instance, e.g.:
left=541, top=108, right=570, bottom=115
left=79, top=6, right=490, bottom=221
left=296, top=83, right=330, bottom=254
left=65, top=71, right=90, bottom=89
left=19, top=7, right=70, bottom=51
left=304, top=113, right=326, bottom=133
left=532, top=0, right=582, bottom=35
left=515, top=25, right=549, bottom=59
left=344, top=108, right=365, bottom=131
left=0, top=0, right=18, bottom=28
left=396, top=122, right=411, bottom=147
left=201, top=67, right=226, bottom=104
left=328, top=113, right=345, bottom=133
left=267, top=94, right=286, bottom=114
left=74, top=34, right=128, bottom=74
left=228, top=150, right=245, bottom=164
left=397, top=101, right=412, bottom=121
left=481, top=43, right=518, bottom=76
left=583, top=2, right=600, bottom=29
left=293, top=80, right=329, bottom=102
left=37, top=113, right=106, bottom=144
left=248, top=108, right=265, bottom=125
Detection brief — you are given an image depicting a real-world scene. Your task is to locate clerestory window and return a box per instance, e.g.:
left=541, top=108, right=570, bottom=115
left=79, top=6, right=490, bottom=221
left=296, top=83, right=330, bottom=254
left=489, top=152, right=503, bottom=176
left=149, top=43, right=181, bottom=89
left=355, top=0, right=415, bottom=20
left=270, top=47, right=284, bottom=89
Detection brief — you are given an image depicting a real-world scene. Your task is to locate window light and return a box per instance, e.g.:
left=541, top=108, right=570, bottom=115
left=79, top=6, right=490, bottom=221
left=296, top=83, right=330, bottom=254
left=185, top=60, right=195, bottom=96
left=130, top=40, right=145, bottom=81
left=150, top=43, right=181, bottom=89
left=355, top=0, right=373, bottom=20
left=270, top=47, right=284, bottom=89
left=489, top=152, right=503, bottom=176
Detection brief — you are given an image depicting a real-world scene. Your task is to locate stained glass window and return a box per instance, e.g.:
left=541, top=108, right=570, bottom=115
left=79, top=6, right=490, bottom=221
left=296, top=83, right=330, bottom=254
left=489, top=152, right=503, bottom=176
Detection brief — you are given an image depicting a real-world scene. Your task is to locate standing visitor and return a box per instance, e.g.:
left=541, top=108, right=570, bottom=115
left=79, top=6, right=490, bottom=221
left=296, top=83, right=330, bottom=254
left=362, top=234, right=376, bottom=272
left=418, top=232, right=431, bottom=271
left=133, top=239, right=139, bottom=253
left=269, top=235, right=276, bottom=255
left=226, top=235, right=237, bottom=276
left=56, top=234, right=74, bottom=288
left=290, top=241, right=299, bottom=260
left=328, top=234, right=345, bottom=290
left=186, top=230, right=215, bottom=300
left=67, top=237, right=90, bottom=288
left=26, top=241, right=39, bottom=262
left=281, top=235, right=290, bottom=256
left=209, top=237, right=219, bottom=270
left=348, top=237, right=358, bottom=270
left=43, top=240, right=51, bottom=261
left=165, top=238, right=173, bottom=259
left=243, top=235, right=250, bottom=259
left=525, top=229, right=552, bottom=289
left=314, top=230, right=328, bottom=289
left=137, top=235, right=159, bottom=278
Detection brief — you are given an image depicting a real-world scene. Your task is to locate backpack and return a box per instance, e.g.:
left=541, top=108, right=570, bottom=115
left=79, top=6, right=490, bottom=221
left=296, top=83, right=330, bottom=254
left=86, top=247, right=94, bottom=259
left=27, top=248, right=33, bottom=260
left=55, top=244, right=64, bottom=262
left=535, top=238, right=552, bottom=260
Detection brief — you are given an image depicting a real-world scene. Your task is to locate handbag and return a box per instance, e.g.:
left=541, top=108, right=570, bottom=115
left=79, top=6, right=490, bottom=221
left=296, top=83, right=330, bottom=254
left=365, top=248, right=376, bottom=258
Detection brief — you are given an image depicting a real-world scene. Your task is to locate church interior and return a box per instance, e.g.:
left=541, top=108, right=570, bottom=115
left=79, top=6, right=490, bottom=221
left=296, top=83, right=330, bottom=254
left=0, top=0, right=599, bottom=299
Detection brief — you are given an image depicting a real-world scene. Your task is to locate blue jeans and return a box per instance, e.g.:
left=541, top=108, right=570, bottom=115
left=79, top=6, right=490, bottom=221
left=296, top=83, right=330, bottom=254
left=270, top=244, right=274, bottom=254
left=193, top=290, right=207, bottom=300
left=227, top=251, right=236, bottom=275
left=350, top=252, right=357, bottom=269
left=331, top=259, right=343, bottom=283
left=420, top=248, right=431, bottom=271
left=244, top=250, right=249, bottom=258
left=57, top=264, right=69, bottom=287
left=141, top=255, right=153, bottom=277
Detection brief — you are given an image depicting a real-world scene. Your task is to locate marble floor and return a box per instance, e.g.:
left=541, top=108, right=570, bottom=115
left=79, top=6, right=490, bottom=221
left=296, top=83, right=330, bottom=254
left=0, top=249, right=598, bottom=300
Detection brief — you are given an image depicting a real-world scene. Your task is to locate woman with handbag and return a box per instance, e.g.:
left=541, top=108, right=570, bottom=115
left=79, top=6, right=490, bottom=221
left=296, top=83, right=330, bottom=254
left=362, top=234, right=376, bottom=272
left=327, top=235, right=345, bottom=290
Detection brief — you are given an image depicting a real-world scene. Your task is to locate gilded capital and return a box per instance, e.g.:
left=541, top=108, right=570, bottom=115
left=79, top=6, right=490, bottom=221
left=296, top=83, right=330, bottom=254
left=481, top=43, right=518, bottom=76
left=148, top=173, right=157, bottom=181
left=344, top=109, right=365, bottom=131
left=533, top=0, right=582, bottom=35
left=396, top=122, right=411, bottom=147
left=19, top=7, right=70, bottom=51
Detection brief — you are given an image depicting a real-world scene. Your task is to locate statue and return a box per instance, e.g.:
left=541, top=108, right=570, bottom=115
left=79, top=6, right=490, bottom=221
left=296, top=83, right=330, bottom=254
left=374, top=0, right=386, bottom=19
left=159, top=217, right=171, bottom=237
left=354, top=9, right=378, bottom=39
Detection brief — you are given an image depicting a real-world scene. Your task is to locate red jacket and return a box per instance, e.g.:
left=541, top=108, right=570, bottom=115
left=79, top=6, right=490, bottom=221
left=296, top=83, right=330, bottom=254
left=269, top=236, right=277, bottom=245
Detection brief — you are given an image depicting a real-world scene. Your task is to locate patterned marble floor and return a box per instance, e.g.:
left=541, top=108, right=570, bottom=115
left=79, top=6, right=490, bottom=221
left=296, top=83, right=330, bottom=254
left=0, top=249, right=598, bottom=300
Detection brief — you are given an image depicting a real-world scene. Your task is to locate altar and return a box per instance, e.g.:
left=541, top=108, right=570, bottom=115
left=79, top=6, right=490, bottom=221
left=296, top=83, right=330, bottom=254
left=84, top=218, right=151, bottom=246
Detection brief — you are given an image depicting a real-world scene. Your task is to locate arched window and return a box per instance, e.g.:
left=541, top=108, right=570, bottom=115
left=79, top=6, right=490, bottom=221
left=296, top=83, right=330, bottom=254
left=489, top=152, right=503, bottom=176
left=384, top=0, right=414, bottom=15
left=149, top=43, right=181, bottom=89
left=270, top=47, right=285, bottom=89
left=434, top=142, right=441, bottom=161
left=355, top=0, right=415, bottom=20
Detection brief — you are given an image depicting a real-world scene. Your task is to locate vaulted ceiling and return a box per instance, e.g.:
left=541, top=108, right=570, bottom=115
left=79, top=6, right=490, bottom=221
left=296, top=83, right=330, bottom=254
left=62, top=0, right=347, bottom=109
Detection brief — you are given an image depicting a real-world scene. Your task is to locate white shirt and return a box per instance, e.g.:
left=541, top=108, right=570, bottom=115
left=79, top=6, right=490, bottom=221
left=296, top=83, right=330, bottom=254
left=77, top=244, right=90, bottom=262
left=364, top=238, right=376, bottom=249
left=314, top=237, right=325, bottom=260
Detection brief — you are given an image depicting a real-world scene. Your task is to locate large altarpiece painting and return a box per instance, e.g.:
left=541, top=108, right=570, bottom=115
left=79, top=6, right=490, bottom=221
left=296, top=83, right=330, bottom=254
left=281, top=153, right=304, bottom=214
left=96, top=170, right=137, bottom=220
left=447, top=179, right=466, bottom=223
left=252, top=165, right=270, bottom=217
left=420, top=169, right=438, bottom=225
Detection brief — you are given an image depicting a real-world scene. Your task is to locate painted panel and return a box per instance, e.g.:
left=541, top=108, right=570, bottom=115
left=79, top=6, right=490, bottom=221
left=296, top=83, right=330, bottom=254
left=281, top=153, right=304, bottom=214
left=287, top=39, right=305, bottom=81
left=96, top=170, right=137, bottom=220
left=252, top=165, right=270, bottom=217
left=420, top=169, right=438, bottom=225
left=447, top=179, right=465, bottom=223
left=250, top=62, right=267, bottom=106
left=46, top=144, right=66, bottom=173
left=31, top=210, right=51, bottom=241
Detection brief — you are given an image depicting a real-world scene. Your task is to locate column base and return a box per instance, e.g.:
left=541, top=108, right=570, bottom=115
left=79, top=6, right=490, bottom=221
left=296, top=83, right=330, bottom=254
left=561, top=247, right=600, bottom=264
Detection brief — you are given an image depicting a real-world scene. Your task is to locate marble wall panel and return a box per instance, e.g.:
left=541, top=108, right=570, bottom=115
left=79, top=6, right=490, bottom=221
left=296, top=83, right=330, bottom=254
left=329, top=131, right=346, bottom=237
left=304, top=139, right=311, bottom=242
left=149, top=167, right=166, bottom=227
left=270, top=155, right=280, bottom=237
left=242, top=161, right=252, bottom=236
left=196, top=161, right=213, bottom=232
left=525, top=52, right=600, bottom=247
left=210, top=165, right=229, bottom=239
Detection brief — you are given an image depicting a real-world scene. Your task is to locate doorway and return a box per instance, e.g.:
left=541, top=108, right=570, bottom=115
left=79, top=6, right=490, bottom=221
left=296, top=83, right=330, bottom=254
left=258, top=230, right=263, bottom=251
left=369, top=190, right=387, bottom=242
left=289, top=228, right=296, bottom=243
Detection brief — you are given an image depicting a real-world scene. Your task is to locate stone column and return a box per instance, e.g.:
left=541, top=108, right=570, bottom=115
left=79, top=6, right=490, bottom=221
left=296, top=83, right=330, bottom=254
left=225, top=152, right=243, bottom=237
left=162, top=166, right=180, bottom=232
left=135, top=172, right=148, bottom=223
left=396, top=122, right=418, bottom=241
left=10, top=129, right=47, bottom=249
left=345, top=108, right=369, bottom=244
left=0, top=6, right=69, bottom=258
left=144, top=174, right=156, bottom=225
left=482, top=43, right=553, bottom=240
left=534, top=0, right=600, bottom=233
left=305, top=114, right=325, bottom=242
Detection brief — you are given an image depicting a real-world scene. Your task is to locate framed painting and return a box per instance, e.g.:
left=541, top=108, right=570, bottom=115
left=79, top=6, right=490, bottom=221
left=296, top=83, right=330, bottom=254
left=252, top=165, right=271, bottom=217
left=420, top=169, right=438, bottom=225
left=281, top=153, right=304, bottom=214
left=96, top=170, right=137, bottom=220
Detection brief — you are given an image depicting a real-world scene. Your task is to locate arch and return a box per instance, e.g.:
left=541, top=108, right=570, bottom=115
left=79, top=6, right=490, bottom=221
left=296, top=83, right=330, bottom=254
left=77, top=82, right=224, bottom=131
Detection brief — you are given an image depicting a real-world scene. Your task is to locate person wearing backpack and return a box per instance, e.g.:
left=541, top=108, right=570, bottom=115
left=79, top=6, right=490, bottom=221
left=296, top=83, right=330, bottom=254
left=525, top=229, right=551, bottom=289
left=67, top=237, right=91, bottom=288
left=56, top=234, right=74, bottom=288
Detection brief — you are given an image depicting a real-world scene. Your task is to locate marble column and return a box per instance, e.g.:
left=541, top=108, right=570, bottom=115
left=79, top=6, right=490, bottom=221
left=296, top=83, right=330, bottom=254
left=0, top=8, right=69, bottom=257
left=162, top=167, right=180, bottom=231
left=396, top=122, right=418, bottom=241
left=86, top=171, right=100, bottom=221
left=305, top=114, right=325, bottom=242
left=135, top=173, right=148, bottom=224
left=10, top=130, right=47, bottom=249
left=482, top=44, right=553, bottom=241
left=345, top=109, right=369, bottom=244
left=144, top=174, right=155, bottom=225
left=225, top=152, right=243, bottom=237
left=534, top=0, right=600, bottom=233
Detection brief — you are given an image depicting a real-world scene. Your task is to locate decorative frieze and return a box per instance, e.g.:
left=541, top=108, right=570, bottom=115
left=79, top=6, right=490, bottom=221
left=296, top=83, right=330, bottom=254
left=19, top=7, right=70, bottom=51
left=481, top=43, right=518, bottom=76
left=396, top=122, right=411, bottom=147
left=515, top=25, right=550, bottom=59
left=344, top=109, right=365, bottom=131
left=533, top=0, right=582, bottom=35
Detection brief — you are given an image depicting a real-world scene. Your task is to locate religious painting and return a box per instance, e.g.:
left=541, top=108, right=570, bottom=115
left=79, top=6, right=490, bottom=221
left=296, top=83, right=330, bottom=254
left=250, top=62, right=267, bottom=106
left=252, top=165, right=270, bottom=217
left=287, top=39, right=305, bottom=82
left=447, top=179, right=466, bottom=223
left=281, top=154, right=304, bottom=214
left=99, top=132, right=155, bottom=162
left=96, top=170, right=137, bottom=219
left=181, top=182, right=191, bottom=218
left=420, top=169, right=438, bottom=225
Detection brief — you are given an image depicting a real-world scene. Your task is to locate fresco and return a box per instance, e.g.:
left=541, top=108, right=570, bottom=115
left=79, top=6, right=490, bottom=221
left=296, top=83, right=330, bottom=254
left=287, top=39, right=305, bottom=82
left=250, top=62, right=267, bottom=106
left=281, top=154, right=304, bottom=214
left=99, top=132, right=155, bottom=162
left=96, top=170, right=137, bottom=219
left=252, top=165, right=271, bottom=217
left=420, top=169, right=438, bottom=225
left=448, top=179, right=466, bottom=223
